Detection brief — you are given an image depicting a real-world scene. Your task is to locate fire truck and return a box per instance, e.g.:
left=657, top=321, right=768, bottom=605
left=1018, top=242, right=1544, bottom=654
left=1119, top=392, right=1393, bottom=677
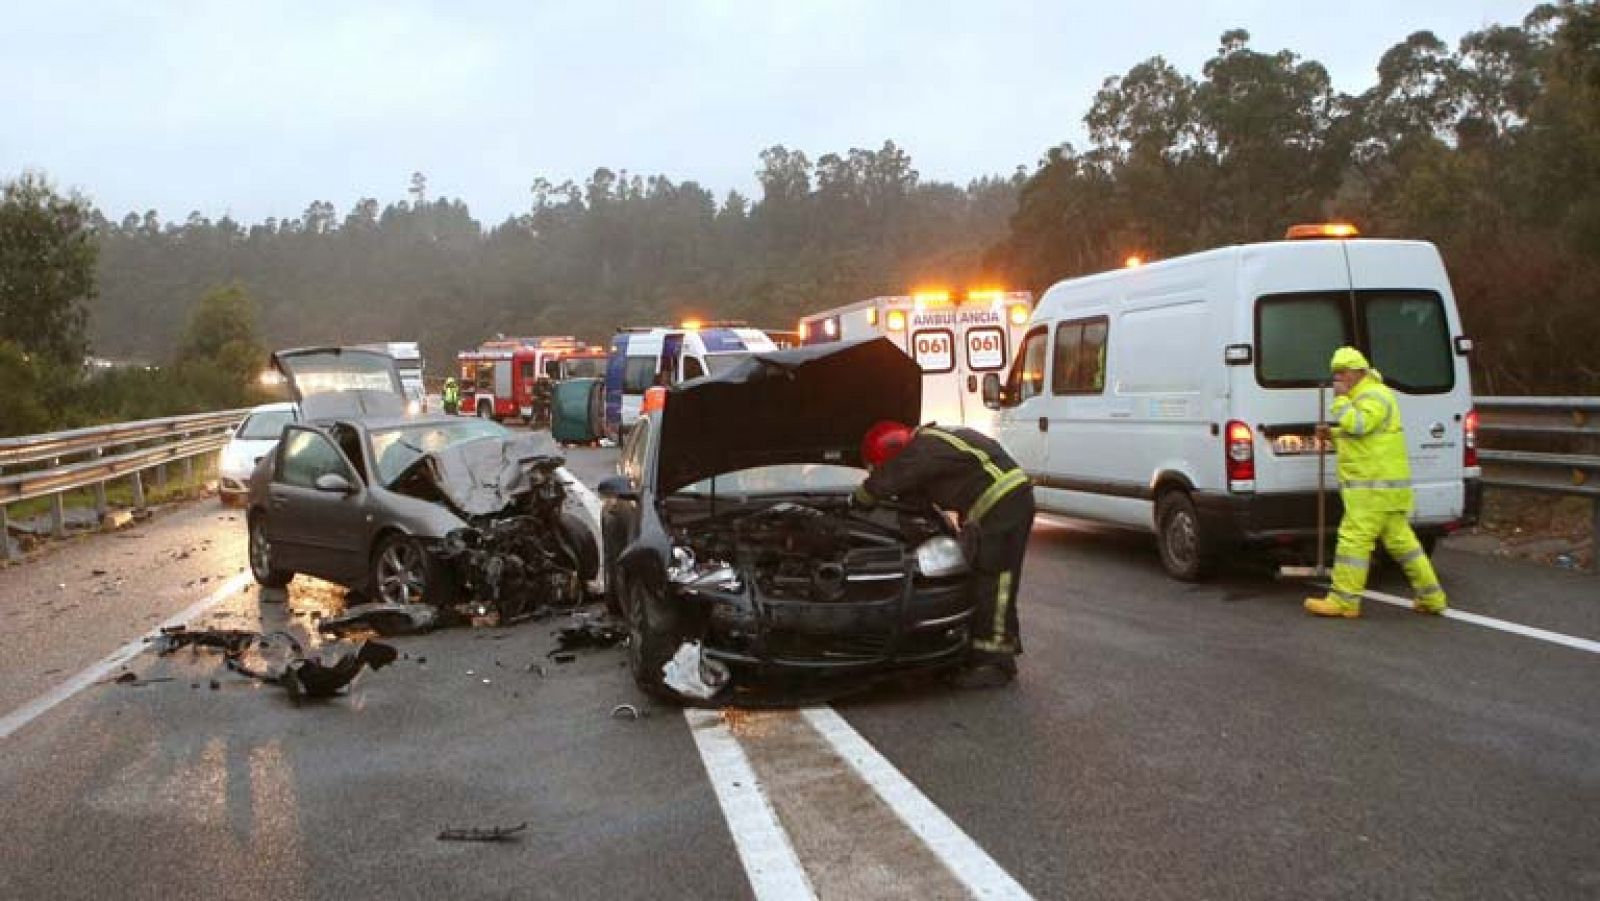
left=797, top=289, right=1033, bottom=435
left=456, top=336, right=599, bottom=423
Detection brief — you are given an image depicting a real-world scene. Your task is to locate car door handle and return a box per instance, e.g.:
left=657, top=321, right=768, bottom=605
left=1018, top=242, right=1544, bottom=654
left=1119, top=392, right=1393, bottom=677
left=1038, top=417, right=1049, bottom=433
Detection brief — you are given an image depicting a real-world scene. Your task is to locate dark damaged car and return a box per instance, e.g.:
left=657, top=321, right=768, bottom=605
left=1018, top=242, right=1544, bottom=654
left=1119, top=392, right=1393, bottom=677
left=246, top=347, right=598, bottom=620
left=599, top=338, right=975, bottom=701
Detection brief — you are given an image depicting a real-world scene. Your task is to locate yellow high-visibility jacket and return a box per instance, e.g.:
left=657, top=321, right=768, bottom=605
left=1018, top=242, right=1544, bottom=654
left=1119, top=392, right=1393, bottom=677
left=1330, top=372, right=1413, bottom=513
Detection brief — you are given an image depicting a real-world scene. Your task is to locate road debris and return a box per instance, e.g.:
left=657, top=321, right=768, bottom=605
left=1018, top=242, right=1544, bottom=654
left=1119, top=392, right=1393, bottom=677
left=610, top=704, right=645, bottom=720
left=103, top=672, right=175, bottom=687
left=550, top=653, right=576, bottom=664
left=437, top=823, right=528, bottom=843
left=318, top=602, right=439, bottom=637
left=662, top=641, right=730, bottom=701
left=152, top=625, right=397, bottom=701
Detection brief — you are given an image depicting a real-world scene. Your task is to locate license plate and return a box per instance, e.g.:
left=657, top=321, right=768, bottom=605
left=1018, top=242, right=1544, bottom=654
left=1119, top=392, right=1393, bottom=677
left=1272, top=433, right=1331, bottom=456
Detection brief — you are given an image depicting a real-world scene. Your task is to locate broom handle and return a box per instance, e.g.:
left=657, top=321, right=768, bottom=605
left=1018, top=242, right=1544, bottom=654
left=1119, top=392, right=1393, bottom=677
left=1317, top=381, right=1328, bottom=576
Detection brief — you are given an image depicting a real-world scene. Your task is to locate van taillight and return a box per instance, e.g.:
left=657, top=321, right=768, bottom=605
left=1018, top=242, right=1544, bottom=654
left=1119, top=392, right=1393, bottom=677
left=1464, top=408, right=1479, bottom=468
left=1226, top=420, right=1255, bottom=490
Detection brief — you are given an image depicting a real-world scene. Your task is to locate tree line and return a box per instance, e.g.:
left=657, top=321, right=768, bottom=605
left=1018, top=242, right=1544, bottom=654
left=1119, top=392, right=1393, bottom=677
left=2, top=0, right=1595, bottom=438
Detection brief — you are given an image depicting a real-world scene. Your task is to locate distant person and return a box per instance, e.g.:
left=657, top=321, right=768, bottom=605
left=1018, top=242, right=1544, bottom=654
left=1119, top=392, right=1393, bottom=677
left=442, top=377, right=460, bottom=415
left=1305, top=347, right=1447, bottom=619
left=854, top=421, right=1035, bottom=687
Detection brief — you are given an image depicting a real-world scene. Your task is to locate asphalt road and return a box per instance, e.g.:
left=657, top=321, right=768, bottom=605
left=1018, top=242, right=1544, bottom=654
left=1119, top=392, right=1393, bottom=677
left=1, top=443, right=1596, bottom=900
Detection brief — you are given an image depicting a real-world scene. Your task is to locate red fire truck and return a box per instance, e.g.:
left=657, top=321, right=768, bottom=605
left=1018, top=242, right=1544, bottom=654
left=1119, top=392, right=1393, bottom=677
left=456, top=336, right=596, bottom=423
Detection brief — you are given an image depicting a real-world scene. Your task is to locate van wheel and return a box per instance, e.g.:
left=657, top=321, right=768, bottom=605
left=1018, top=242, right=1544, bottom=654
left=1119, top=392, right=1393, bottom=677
left=1156, top=490, right=1216, bottom=582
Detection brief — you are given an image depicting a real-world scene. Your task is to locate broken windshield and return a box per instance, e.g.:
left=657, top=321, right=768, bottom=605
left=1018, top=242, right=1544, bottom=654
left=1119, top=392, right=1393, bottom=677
left=370, top=420, right=510, bottom=485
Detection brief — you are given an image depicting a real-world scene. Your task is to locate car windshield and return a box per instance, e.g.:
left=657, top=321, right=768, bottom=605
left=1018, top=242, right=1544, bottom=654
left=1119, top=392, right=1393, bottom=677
left=562, top=357, right=606, bottom=379
left=236, top=409, right=296, bottom=440
left=703, top=352, right=751, bottom=377
left=676, top=464, right=865, bottom=496
left=369, top=420, right=509, bottom=485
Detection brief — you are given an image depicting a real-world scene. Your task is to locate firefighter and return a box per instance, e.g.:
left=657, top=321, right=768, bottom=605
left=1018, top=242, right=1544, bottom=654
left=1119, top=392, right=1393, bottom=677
left=442, top=377, right=460, bottom=416
left=1306, top=347, right=1448, bottom=618
left=854, top=421, right=1035, bottom=687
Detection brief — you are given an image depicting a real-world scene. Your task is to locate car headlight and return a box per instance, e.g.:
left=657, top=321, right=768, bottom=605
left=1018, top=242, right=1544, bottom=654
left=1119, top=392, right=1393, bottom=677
left=915, top=535, right=968, bottom=578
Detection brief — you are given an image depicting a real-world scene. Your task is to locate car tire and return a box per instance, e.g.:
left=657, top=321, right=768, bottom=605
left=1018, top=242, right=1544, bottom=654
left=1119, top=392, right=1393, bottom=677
left=558, top=511, right=600, bottom=583
left=248, top=513, right=293, bottom=589
left=1155, top=490, right=1217, bottom=582
left=623, top=573, right=682, bottom=700
left=371, top=533, right=452, bottom=606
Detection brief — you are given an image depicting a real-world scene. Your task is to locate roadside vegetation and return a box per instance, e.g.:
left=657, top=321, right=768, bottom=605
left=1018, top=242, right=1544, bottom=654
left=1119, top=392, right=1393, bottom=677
left=1, top=0, right=1596, bottom=440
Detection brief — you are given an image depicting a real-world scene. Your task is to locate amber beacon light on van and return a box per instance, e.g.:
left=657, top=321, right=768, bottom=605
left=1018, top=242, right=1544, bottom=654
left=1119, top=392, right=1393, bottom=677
left=1284, top=222, right=1360, bottom=240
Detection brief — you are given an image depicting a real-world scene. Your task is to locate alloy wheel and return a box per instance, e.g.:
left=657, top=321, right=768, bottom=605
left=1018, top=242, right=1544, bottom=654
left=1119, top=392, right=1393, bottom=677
left=376, top=540, right=428, bottom=604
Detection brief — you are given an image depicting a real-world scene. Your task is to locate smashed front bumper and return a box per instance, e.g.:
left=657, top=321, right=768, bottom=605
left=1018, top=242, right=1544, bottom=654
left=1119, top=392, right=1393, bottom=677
left=680, top=573, right=972, bottom=674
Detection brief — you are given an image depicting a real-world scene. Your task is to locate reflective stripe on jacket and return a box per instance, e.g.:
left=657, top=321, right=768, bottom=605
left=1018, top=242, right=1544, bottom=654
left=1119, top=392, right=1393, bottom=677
left=1330, top=372, right=1412, bottom=513
left=856, top=424, right=1028, bottom=524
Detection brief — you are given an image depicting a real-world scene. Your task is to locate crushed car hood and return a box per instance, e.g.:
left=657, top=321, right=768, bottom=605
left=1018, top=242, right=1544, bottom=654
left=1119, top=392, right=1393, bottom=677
left=272, top=346, right=408, bottom=421
left=403, top=430, right=565, bottom=518
left=655, top=337, right=920, bottom=494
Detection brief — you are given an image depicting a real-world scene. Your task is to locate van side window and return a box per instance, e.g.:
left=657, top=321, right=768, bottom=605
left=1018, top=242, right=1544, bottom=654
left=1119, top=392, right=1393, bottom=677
left=682, top=356, right=706, bottom=380
left=1052, top=316, right=1108, bottom=395
left=622, top=357, right=657, bottom=394
left=1007, top=327, right=1048, bottom=402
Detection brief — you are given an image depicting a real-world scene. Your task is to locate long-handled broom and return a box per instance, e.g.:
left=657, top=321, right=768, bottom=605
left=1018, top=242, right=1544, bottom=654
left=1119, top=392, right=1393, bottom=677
left=1279, top=380, right=1330, bottom=581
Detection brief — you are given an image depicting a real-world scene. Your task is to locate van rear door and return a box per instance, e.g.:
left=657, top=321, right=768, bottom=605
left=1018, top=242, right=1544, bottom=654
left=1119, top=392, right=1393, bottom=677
left=1344, top=241, right=1470, bottom=524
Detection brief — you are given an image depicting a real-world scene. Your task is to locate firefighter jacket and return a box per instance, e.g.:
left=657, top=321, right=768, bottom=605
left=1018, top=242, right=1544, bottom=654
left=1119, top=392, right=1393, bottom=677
left=855, top=425, right=1029, bottom=525
left=1330, top=371, right=1413, bottom=514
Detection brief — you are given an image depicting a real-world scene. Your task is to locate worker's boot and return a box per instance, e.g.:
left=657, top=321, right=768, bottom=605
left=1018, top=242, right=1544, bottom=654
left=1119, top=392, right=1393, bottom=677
left=1412, top=598, right=1447, bottom=615
left=1304, top=596, right=1361, bottom=618
left=945, top=654, right=1017, bottom=689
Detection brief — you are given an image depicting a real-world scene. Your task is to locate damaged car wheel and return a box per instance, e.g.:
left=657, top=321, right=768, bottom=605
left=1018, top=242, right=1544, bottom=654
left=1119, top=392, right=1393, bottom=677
left=624, top=576, right=682, bottom=700
left=248, top=514, right=293, bottom=588
left=372, top=533, right=452, bottom=606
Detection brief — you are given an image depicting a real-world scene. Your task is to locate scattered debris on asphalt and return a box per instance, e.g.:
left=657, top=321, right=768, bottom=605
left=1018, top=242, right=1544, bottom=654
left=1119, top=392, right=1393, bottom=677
left=610, top=704, right=645, bottom=720
left=318, top=602, right=439, bottom=637
left=550, top=652, right=576, bottom=664
left=151, top=625, right=397, bottom=701
left=552, top=612, right=628, bottom=652
left=437, top=823, right=528, bottom=843
left=104, top=672, right=175, bottom=687
left=662, top=641, right=730, bottom=701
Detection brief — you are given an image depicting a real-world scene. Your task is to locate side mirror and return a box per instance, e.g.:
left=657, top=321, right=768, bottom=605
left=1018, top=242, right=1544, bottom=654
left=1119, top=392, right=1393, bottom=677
left=314, top=472, right=356, bottom=495
left=981, top=373, right=1002, bottom=409
left=597, top=475, right=639, bottom=501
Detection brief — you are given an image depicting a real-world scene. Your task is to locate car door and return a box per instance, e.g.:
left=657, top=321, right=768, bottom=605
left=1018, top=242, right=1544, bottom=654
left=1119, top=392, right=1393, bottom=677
left=996, top=325, right=1051, bottom=477
left=266, top=426, right=368, bottom=581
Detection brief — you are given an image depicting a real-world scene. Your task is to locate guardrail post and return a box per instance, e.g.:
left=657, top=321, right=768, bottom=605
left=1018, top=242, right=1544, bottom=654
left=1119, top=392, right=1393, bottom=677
left=49, top=457, right=66, bottom=539
left=131, top=469, right=146, bottom=510
left=92, top=448, right=108, bottom=516
left=155, top=461, right=167, bottom=494
left=1591, top=498, right=1599, bottom=574
left=1, top=502, right=12, bottom=561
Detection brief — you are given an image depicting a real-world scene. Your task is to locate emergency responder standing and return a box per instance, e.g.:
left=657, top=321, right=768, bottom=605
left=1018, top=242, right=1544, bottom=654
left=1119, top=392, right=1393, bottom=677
left=442, top=377, right=460, bottom=416
left=854, top=421, right=1034, bottom=687
left=1306, top=347, right=1448, bottom=618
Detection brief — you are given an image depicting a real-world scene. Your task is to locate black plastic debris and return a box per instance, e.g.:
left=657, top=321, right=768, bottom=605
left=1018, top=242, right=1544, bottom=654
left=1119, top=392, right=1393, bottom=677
left=283, top=642, right=399, bottom=701
left=550, top=653, right=576, bottom=665
left=318, top=602, right=438, bottom=637
left=551, top=613, right=627, bottom=654
left=437, top=823, right=528, bottom=843
left=151, top=625, right=396, bottom=702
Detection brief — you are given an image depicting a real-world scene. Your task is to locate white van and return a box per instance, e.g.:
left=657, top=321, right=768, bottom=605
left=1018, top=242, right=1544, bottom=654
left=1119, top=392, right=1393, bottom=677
left=984, top=227, right=1481, bottom=580
left=603, top=324, right=778, bottom=436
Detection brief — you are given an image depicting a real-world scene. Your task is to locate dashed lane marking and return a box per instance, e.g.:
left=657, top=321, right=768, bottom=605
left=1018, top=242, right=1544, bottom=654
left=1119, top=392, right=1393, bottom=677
left=0, top=572, right=254, bottom=741
left=1359, top=587, right=1600, bottom=656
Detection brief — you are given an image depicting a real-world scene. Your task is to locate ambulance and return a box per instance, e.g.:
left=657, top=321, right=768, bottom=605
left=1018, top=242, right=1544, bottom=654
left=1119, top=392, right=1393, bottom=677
left=602, top=322, right=778, bottom=436
left=798, top=289, right=1034, bottom=434
left=981, top=224, right=1480, bottom=581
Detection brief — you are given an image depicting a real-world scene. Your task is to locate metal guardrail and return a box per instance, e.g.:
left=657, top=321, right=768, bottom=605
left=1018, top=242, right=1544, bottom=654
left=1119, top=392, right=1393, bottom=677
left=0, top=408, right=248, bottom=561
left=1477, top=396, right=1600, bottom=572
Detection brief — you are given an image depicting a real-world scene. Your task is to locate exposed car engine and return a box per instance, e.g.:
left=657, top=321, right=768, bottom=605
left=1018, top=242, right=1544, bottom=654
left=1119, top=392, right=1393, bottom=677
left=667, top=500, right=949, bottom=603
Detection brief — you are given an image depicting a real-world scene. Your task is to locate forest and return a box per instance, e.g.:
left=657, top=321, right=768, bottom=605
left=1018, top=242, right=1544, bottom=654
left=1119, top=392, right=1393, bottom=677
left=2, top=0, right=1596, bottom=437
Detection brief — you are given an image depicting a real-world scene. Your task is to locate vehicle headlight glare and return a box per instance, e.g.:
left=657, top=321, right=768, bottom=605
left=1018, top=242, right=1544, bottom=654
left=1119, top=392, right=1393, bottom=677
left=915, top=536, right=967, bottom=578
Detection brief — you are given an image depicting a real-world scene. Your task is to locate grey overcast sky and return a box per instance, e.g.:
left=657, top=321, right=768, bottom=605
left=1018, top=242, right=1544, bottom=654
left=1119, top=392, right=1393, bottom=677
left=2, top=0, right=1535, bottom=225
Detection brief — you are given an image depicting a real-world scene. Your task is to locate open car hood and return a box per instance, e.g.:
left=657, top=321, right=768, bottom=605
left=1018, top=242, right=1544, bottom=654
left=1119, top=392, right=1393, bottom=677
left=655, top=337, right=920, bottom=494
left=402, top=431, right=564, bottom=519
left=272, top=346, right=408, bottom=421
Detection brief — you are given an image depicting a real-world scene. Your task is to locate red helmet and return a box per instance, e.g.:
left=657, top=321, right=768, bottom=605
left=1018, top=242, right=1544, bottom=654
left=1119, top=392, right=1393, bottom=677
left=861, top=420, right=913, bottom=467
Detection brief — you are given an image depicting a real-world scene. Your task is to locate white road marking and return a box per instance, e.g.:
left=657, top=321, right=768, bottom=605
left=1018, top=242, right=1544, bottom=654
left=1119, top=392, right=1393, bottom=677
left=684, top=709, right=817, bottom=900
left=802, top=706, right=1034, bottom=900
left=1359, top=588, right=1600, bottom=656
left=0, top=572, right=254, bottom=741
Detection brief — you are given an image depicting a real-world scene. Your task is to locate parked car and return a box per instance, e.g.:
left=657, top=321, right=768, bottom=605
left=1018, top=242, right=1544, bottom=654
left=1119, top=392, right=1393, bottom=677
left=219, top=402, right=299, bottom=506
left=598, top=337, right=974, bottom=702
left=246, top=346, right=598, bottom=620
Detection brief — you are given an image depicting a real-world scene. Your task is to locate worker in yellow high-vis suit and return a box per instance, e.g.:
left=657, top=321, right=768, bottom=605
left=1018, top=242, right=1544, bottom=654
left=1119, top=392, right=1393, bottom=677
left=1306, top=347, right=1448, bottom=618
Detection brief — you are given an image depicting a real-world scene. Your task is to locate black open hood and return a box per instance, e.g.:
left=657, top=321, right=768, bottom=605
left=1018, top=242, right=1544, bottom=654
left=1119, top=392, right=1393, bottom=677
left=654, top=337, right=920, bottom=494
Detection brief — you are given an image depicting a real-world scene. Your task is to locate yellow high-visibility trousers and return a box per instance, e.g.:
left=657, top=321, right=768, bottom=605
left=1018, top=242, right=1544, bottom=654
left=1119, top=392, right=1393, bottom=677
left=1329, top=506, right=1447, bottom=610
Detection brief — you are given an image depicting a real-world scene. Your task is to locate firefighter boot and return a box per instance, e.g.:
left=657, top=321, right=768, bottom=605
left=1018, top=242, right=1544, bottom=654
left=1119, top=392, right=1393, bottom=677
left=1304, top=596, right=1361, bottom=618
left=945, top=655, right=1017, bottom=689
